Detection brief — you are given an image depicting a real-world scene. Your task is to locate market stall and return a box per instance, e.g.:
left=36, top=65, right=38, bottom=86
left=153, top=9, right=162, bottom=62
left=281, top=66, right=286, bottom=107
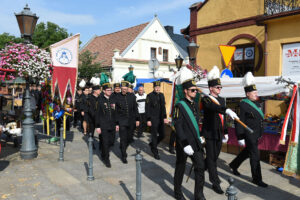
left=195, top=75, right=300, bottom=178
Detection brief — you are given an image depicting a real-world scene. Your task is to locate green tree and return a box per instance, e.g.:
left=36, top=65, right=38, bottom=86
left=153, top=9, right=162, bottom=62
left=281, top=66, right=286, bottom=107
left=32, top=22, right=69, bottom=49
left=0, top=33, right=23, bottom=49
left=78, top=50, right=103, bottom=80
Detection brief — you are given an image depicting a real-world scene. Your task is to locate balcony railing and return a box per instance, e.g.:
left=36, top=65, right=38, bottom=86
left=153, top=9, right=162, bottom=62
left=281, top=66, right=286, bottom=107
left=265, top=0, right=300, bottom=15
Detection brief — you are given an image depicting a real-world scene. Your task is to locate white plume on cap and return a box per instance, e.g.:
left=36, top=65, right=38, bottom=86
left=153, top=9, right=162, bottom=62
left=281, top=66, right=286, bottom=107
left=179, top=66, right=194, bottom=85
left=207, top=66, right=220, bottom=81
left=95, top=77, right=100, bottom=85
left=242, top=72, right=255, bottom=87
left=79, top=80, right=86, bottom=88
left=90, top=77, right=100, bottom=86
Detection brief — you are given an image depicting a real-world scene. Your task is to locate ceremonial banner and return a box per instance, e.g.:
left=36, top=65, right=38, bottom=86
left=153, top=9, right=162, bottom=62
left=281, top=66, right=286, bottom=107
left=50, top=34, right=80, bottom=104
left=281, top=85, right=300, bottom=179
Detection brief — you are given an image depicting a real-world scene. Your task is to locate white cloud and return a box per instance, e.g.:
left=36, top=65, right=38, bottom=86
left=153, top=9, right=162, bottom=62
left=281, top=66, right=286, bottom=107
left=39, top=8, right=97, bottom=26
left=116, top=0, right=196, bottom=17
left=0, top=0, right=96, bottom=36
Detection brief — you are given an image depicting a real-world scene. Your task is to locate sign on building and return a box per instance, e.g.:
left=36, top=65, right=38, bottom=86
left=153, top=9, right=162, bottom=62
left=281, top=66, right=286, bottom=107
left=282, top=43, right=300, bottom=76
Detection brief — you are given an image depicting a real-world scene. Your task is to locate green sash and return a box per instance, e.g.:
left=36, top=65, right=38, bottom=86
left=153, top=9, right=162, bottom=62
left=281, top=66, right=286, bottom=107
left=242, top=98, right=264, bottom=119
left=178, top=100, right=202, bottom=143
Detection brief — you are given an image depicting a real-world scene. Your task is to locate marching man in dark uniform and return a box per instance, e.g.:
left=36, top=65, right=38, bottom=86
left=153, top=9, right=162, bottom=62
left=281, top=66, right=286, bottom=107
left=115, top=81, right=140, bottom=164
left=146, top=81, right=168, bottom=160
left=87, top=82, right=101, bottom=148
left=79, top=81, right=90, bottom=135
left=229, top=72, right=268, bottom=187
left=95, top=83, right=117, bottom=168
left=202, top=66, right=238, bottom=194
left=173, top=68, right=206, bottom=200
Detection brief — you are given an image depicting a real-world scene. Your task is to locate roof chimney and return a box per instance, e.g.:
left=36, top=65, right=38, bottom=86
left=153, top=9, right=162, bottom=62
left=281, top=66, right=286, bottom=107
left=164, top=26, right=174, bottom=35
left=113, top=49, right=120, bottom=58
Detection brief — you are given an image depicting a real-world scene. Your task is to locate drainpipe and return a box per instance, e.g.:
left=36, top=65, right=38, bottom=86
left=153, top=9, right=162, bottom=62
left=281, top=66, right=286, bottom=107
left=264, top=24, right=268, bottom=76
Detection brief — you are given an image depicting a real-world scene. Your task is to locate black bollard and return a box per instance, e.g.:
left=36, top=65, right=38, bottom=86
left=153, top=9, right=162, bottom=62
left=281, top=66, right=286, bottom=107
left=135, top=148, right=143, bottom=200
left=87, top=132, right=94, bottom=181
left=226, top=177, right=238, bottom=200
left=58, top=127, right=64, bottom=162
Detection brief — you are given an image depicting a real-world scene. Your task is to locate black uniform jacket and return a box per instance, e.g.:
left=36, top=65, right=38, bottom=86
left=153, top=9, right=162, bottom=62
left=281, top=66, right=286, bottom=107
left=236, top=100, right=264, bottom=141
left=74, top=93, right=82, bottom=111
left=201, top=95, right=227, bottom=140
left=87, top=94, right=99, bottom=124
left=145, top=91, right=167, bottom=125
left=95, top=94, right=117, bottom=130
left=80, top=94, right=89, bottom=113
left=174, top=98, right=203, bottom=152
left=115, top=92, right=139, bottom=127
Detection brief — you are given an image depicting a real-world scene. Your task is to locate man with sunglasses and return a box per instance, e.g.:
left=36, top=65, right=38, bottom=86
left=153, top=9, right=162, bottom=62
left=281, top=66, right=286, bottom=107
left=173, top=74, right=206, bottom=200
left=95, top=83, right=117, bottom=168
left=201, top=66, right=238, bottom=194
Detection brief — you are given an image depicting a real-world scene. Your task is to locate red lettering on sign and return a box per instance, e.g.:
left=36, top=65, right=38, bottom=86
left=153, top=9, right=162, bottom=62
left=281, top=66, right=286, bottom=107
left=285, top=49, right=300, bottom=58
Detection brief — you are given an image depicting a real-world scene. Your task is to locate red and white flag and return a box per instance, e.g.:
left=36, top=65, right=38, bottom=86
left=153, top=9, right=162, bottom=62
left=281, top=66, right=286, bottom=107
left=280, top=84, right=299, bottom=145
left=50, top=34, right=80, bottom=103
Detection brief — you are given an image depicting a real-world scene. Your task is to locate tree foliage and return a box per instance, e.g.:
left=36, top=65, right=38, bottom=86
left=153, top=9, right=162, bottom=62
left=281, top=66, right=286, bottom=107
left=78, top=50, right=103, bottom=80
left=0, top=33, right=24, bottom=50
left=31, top=22, right=69, bottom=49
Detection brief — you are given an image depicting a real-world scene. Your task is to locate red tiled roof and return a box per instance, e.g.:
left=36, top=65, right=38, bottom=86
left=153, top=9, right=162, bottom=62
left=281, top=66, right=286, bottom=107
left=81, top=22, right=149, bottom=67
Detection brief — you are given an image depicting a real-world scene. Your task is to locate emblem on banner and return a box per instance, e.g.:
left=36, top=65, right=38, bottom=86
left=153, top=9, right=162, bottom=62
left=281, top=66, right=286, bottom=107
left=56, top=48, right=73, bottom=65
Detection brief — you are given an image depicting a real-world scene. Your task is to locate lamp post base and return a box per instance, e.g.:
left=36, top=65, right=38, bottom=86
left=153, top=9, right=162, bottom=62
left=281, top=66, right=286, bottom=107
left=20, top=79, right=38, bottom=160
left=20, top=150, right=37, bottom=160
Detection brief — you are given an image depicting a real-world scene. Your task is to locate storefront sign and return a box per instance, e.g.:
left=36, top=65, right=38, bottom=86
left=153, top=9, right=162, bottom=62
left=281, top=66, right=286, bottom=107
left=282, top=43, right=300, bottom=76
left=234, top=48, right=243, bottom=61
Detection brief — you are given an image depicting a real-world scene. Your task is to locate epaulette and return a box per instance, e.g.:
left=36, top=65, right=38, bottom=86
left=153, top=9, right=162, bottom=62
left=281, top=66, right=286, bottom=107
left=203, top=96, right=211, bottom=104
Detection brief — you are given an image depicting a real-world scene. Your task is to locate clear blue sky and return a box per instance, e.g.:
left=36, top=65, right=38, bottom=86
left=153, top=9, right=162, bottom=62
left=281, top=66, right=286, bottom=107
left=0, top=0, right=200, bottom=46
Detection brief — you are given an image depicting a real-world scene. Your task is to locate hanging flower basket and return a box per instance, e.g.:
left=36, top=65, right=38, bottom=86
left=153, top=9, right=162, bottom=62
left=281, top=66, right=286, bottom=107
left=0, top=42, right=52, bottom=81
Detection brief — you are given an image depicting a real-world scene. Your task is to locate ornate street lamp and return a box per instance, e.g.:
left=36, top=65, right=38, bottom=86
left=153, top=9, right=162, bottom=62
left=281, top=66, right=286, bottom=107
left=15, top=4, right=39, bottom=159
left=187, top=39, right=199, bottom=67
left=174, top=55, right=183, bottom=70
left=15, top=4, right=39, bottom=43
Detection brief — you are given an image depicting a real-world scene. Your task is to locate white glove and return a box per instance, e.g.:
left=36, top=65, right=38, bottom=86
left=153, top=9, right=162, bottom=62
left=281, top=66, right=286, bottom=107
left=183, top=145, right=194, bottom=156
left=222, top=134, right=229, bottom=143
left=226, top=109, right=239, bottom=120
left=238, top=139, right=245, bottom=146
left=200, top=136, right=205, bottom=144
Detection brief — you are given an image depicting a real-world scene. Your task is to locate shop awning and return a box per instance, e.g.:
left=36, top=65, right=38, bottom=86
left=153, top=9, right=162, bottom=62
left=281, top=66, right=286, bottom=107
left=196, top=75, right=300, bottom=98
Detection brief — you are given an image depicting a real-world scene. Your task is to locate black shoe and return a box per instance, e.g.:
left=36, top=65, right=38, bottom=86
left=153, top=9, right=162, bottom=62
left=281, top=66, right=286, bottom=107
left=169, top=148, right=175, bottom=154
left=149, top=142, right=153, bottom=148
left=212, top=184, right=224, bottom=194
left=195, top=193, right=206, bottom=200
left=174, top=193, right=186, bottom=200
left=105, top=160, right=111, bottom=168
left=154, top=154, right=160, bottom=160
left=121, top=157, right=128, bottom=164
left=229, top=164, right=241, bottom=176
left=252, top=180, right=268, bottom=188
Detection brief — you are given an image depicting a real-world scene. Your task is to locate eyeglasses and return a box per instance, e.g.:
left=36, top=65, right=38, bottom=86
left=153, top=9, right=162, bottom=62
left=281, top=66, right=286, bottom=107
left=214, top=86, right=223, bottom=89
left=188, top=89, right=198, bottom=93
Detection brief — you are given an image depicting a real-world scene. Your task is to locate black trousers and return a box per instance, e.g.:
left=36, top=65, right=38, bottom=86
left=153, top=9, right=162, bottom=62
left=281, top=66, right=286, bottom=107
left=99, top=129, right=115, bottom=161
left=137, top=113, right=146, bottom=135
left=229, top=138, right=262, bottom=182
left=174, top=143, right=205, bottom=199
left=73, top=111, right=81, bottom=127
left=169, top=130, right=176, bottom=149
left=128, top=122, right=135, bottom=142
left=205, top=139, right=222, bottom=185
left=119, top=126, right=131, bottom=158
left=150, top=120, right=165, bottom=155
